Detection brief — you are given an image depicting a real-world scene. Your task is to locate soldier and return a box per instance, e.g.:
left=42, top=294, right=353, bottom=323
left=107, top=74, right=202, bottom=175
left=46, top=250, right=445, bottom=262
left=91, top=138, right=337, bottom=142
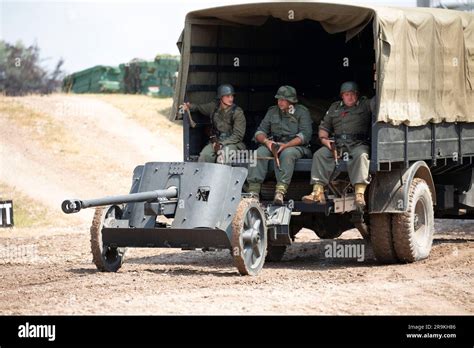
left=302, top=81, right=373, bottom=210
left=247, top=85, right=313, bottom=205
left=182, top=84, right=246, bottom=163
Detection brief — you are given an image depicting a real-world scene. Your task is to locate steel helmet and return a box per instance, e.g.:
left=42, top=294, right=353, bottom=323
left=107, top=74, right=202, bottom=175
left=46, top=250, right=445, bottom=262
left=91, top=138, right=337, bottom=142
left=340, top=81, right=359, bottom=94
left=274, top=85, right=298, bottom=103
left=217, top=84, right=235, bottom=98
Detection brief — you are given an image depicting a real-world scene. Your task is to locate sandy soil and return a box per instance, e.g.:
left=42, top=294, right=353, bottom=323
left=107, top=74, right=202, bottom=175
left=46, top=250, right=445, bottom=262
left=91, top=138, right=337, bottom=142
left=0, top=94, right=472, bottom=315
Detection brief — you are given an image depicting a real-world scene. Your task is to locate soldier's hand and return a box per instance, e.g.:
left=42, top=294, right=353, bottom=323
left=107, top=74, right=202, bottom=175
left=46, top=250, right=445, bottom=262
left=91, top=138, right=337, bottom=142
left=277, top=143, right=287, bottom=154
left=264, top=139, right=275, bottom=151
left=213, top=142, right=223, bottom=152
left=182, top=102, right=191, bottom=111
left=322, top=138, right=335, bottom=150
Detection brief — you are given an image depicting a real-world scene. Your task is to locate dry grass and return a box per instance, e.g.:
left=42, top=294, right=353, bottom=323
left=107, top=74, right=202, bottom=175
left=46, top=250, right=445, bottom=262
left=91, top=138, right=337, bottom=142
left=0, top=93, right=182, bottom=229
left=0, top=96, right=78, bottom=155
left=86, top=94, right=183, bottom=148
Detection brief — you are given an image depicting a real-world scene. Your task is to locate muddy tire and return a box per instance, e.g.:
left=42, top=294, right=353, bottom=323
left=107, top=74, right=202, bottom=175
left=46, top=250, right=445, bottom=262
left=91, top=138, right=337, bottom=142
left=91, top=206, right=126, bottom=272
left=392, top=178, right=434, bottom=262
left=370, top=213, right=398, bottom=263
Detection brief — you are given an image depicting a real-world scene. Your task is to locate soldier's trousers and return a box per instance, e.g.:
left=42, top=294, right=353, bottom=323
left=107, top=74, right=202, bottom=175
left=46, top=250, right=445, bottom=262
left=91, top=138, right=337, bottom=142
left=247, top=145, right=311, bottom=186
left=310, top=144, right=370, bottom=186
left=198, top=143, right=244, bottom=163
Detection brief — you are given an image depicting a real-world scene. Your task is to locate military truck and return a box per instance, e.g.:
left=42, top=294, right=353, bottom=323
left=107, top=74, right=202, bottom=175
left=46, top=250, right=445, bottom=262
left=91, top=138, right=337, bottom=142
left=170, top=3, right=473, bottom=262
left=62, top=3, right=473, bottom=275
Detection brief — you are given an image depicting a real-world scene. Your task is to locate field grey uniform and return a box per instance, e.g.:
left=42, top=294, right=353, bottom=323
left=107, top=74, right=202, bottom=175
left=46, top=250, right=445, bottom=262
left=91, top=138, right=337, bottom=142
left=310, top=96, right=373, bottom=186
left=189, top=101, right=246, bottom=163
left=247, top=96, right=313, bottom=192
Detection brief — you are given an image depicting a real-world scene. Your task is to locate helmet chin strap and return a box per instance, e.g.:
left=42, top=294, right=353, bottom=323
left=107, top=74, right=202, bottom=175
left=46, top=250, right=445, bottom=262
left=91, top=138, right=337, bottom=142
left=221, top=98, right=233, bottom=107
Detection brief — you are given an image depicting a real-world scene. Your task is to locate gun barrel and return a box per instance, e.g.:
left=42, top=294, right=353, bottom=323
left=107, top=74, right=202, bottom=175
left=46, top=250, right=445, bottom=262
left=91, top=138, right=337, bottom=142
left=62, top=186, right=178, bottom=214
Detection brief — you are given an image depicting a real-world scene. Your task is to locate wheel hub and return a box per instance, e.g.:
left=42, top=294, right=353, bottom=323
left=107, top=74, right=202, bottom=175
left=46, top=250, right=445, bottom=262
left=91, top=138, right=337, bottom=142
left=414, top=214, right=420, bottom=229
left=242, top=224, right=261, bottom=245
left=242, top=219, right=263, bottom=259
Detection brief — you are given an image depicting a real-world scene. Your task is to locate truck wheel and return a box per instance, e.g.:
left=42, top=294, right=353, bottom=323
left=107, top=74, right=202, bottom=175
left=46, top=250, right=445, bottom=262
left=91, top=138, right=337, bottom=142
left=370, top=213, right=398, bottom=263
left=90, top=206, right=126, bottom=272
left=265, top=245, right=286, bottom=262
left=231, top=198, right=267, bottom=275
left=392, top=178, right=434, bottom=262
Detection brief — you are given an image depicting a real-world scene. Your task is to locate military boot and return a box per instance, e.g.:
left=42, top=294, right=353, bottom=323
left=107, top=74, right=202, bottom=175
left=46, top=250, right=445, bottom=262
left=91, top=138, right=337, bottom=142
left=354, top=184, right=367, bottom=211
left=273, top=183, right=288, bottom=205
left=247, top=183, right=261, bottom=200
left=302, top=184, right=326, bottom=204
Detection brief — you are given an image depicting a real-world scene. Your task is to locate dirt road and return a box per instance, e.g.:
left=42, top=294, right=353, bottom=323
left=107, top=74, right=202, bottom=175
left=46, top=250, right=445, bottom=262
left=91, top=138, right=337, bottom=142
left=0, top=94, right=472, bottom=315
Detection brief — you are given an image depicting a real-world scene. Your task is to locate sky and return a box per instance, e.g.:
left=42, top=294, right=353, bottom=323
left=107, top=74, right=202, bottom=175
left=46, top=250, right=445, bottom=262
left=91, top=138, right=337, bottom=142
left=1, top=0, right=417, bottom=74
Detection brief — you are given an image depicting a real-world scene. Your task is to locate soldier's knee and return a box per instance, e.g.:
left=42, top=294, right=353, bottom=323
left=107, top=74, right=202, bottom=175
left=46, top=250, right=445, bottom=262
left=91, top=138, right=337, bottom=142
left=279, top=147, right=300, bottom=161
left=352, top=145, right=370, bottom=158
left=223, top=144, right=238, bottom=152
left=199, top=148, right=216, bottom=163
left=353, top=151, right=370, bottom=162
left=256, top=145, right=267, bottom=154
left=199, top=155, right=215, bottom=163
left=314, top=146, right=331, bottom=160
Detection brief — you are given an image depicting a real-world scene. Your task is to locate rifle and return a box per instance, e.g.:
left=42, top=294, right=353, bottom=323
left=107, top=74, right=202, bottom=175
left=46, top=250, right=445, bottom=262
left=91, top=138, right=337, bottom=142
left=329, top=139, right=339, bottom=165
left=256, top=139, right=282, bottom=168
left=185, top=108, right=197, bottom=128
left=271, top=142, right=281, bottom=169
left=182, top=97, right=196, bottom=128
left=209, top=112, right=220, bottom=153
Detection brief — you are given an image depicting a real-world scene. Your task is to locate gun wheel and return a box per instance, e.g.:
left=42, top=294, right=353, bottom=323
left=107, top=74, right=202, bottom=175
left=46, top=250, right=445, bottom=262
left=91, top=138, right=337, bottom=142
left=90, top=205, right=126, bottom=272
left=231, top=198, right=267, bottom=276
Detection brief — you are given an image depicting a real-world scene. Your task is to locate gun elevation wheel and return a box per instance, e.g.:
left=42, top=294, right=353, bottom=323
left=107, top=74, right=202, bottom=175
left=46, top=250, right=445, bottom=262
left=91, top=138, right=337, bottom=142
left=231, top=198, right=267, bottom=276
left=90, top=205, right=126, bottom=272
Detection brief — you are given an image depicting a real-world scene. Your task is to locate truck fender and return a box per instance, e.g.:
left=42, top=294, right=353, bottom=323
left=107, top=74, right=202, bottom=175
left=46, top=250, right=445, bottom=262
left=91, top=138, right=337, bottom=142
left=368, top=161, right=436, bottom=213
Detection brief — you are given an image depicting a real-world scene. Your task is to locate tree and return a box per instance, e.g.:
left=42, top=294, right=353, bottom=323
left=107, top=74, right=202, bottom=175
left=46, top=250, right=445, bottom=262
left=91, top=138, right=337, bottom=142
left=0, top=40, right=65, bottom=96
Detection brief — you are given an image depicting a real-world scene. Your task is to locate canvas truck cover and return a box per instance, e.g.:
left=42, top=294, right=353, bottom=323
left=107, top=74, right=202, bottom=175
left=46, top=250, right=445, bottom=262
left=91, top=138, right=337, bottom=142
left=171, top=2, right=474, bottom=126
